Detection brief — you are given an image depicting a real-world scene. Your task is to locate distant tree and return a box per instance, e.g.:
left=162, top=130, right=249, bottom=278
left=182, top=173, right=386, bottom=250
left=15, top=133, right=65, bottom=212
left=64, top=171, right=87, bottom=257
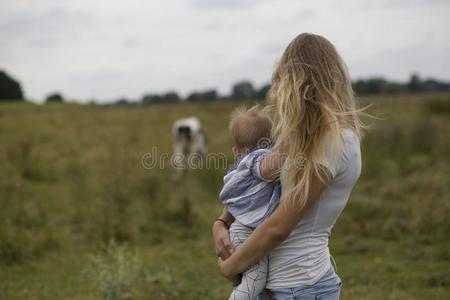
left=422, top=78, right=450, bottom=92
left=115, top=98, right=129, bottom=105
left=383, top=82, right=405, bottom=94
left=161, top=91, right=180, bottom=103
left=353, top=74, right=450, bottom=95
left=231, top=81, right=255, bottom=100
left=142, top=92, right=181, bottom=104
left=353, top=78, right=401, bottom=95
left=407, top=73, right=424, bottom=92
left=142, top=93, right=162, bottom=104
left=0, top=70, right=24, bottom=101
left=186, top=89, right=218, bottom=102
left=368, top=78, right=387, bottom=94
left=256, top=84, right=271, bottom=99
left=46, top=93, right=64, bottom=103
left=202, top=89, right=218, bottom=101
left=186, top=92, right=200, bottom=102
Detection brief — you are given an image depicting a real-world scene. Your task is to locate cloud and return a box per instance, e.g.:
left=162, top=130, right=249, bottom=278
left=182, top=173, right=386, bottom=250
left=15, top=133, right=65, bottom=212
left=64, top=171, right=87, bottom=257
left=0, top=6, right=93, bottom=47
left=0, top=0, right=449, bottom=102
left=191, top=0, right=265, bottom=10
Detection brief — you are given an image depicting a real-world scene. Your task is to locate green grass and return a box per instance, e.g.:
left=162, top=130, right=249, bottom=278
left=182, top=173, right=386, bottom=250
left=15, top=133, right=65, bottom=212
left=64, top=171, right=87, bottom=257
left=0, top=93, right=449, bottom=299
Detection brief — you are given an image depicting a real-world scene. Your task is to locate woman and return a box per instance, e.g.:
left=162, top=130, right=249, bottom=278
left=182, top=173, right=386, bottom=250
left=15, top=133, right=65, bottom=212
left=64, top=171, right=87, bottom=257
left=213, top=33, right=364, bottom=299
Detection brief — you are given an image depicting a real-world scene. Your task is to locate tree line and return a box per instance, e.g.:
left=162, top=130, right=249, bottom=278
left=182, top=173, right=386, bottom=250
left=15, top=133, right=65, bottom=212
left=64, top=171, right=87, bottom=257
left=138, top=81, right=271, bottom=105
left=0, top=69, right=449, bottom=104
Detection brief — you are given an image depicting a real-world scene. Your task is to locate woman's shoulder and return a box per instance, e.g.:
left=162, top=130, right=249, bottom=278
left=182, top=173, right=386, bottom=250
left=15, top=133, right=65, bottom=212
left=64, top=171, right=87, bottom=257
left=334, top=128, right=361, bottom=177
left=341, top=128, right=360, bottom=144
left=325, top=129, right=361, bottom=178
left=339, top=128, right=361, bottom=157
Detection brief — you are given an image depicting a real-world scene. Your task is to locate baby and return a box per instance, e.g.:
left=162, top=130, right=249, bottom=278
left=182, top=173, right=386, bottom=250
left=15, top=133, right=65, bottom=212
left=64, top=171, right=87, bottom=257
left=220, top=105, right=281, bottom=300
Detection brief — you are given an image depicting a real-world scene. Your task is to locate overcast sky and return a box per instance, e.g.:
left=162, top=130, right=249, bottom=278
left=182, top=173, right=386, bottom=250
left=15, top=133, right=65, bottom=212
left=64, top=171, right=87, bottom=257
left=1, top=0, right=449, bottom=102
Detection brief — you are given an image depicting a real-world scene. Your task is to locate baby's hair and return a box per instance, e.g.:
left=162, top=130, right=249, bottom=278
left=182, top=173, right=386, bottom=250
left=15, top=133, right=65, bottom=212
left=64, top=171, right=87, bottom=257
left=229, top=104, right=272, bottom=151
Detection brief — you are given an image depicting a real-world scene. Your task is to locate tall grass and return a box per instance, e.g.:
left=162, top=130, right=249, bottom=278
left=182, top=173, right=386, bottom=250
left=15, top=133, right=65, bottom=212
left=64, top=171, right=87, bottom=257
left=0, top=93, right=449, bottom=299
left=84, top=241, right=142, bottom=300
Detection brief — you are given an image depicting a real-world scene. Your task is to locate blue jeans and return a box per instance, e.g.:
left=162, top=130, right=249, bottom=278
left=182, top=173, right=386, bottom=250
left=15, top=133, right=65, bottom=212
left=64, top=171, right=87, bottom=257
left=257, top=267, right=341, bottom=300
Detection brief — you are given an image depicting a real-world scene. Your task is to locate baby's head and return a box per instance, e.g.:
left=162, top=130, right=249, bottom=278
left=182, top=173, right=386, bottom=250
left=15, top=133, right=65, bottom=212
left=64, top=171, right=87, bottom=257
left=229, top=105, right=272, bottom=159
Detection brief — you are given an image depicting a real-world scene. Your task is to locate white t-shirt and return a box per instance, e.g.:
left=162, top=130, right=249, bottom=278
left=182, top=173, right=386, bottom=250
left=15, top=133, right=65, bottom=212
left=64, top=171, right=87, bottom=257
left=266, top=129, right=361, bottom=288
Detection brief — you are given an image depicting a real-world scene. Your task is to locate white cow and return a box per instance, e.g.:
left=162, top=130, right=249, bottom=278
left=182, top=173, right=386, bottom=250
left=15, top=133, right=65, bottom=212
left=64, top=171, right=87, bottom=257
left=172, top=117, right=207, bottom=171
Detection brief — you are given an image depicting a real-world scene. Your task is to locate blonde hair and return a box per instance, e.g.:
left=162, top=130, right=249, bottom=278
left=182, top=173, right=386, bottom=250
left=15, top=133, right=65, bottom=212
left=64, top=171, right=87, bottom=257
left=229, top=105, right=272, bottom=151
left=266, top=33, right=365, bottom=208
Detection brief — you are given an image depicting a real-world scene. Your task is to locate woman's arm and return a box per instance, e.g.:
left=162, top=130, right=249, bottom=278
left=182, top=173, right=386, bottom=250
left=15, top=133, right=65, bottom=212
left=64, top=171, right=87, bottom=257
left=219, top=174, right=328, bottom=278
left=212, top=206, right=235, bottom=260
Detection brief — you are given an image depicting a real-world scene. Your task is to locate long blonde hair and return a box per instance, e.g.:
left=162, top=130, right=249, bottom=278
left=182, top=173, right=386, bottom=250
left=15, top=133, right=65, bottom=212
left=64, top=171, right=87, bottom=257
left=266, top=33, right=365, bottom=208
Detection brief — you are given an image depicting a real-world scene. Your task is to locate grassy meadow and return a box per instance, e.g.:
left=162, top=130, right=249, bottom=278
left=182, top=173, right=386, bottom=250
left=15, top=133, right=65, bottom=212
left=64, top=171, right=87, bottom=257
left=0, top=93, right=449, bottom=299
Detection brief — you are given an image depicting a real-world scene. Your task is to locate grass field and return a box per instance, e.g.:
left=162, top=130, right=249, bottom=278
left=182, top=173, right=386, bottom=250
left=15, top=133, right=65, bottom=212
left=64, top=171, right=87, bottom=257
left=0, top=93, right=449, bottom=300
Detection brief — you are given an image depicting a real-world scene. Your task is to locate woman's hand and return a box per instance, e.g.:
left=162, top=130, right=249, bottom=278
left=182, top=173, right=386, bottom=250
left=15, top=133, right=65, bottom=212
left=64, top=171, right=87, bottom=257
left=218, top=257, right=241, bottom=286
left=212, top=220, right=234, bottom=260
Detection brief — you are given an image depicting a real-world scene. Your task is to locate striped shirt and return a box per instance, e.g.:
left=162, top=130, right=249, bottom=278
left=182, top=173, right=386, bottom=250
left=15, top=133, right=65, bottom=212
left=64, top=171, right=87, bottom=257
left=220, top=148, right=281, bottom=229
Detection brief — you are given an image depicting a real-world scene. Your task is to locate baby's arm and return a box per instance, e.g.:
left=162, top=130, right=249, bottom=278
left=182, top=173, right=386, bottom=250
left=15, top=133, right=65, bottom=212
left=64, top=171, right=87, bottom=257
left=258, top=142, right=288, bottom=181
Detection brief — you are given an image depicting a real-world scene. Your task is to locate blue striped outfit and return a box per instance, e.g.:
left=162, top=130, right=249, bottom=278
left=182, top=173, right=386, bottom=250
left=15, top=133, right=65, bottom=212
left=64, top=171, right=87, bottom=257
left=220, top=148, right=281, bottom=229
